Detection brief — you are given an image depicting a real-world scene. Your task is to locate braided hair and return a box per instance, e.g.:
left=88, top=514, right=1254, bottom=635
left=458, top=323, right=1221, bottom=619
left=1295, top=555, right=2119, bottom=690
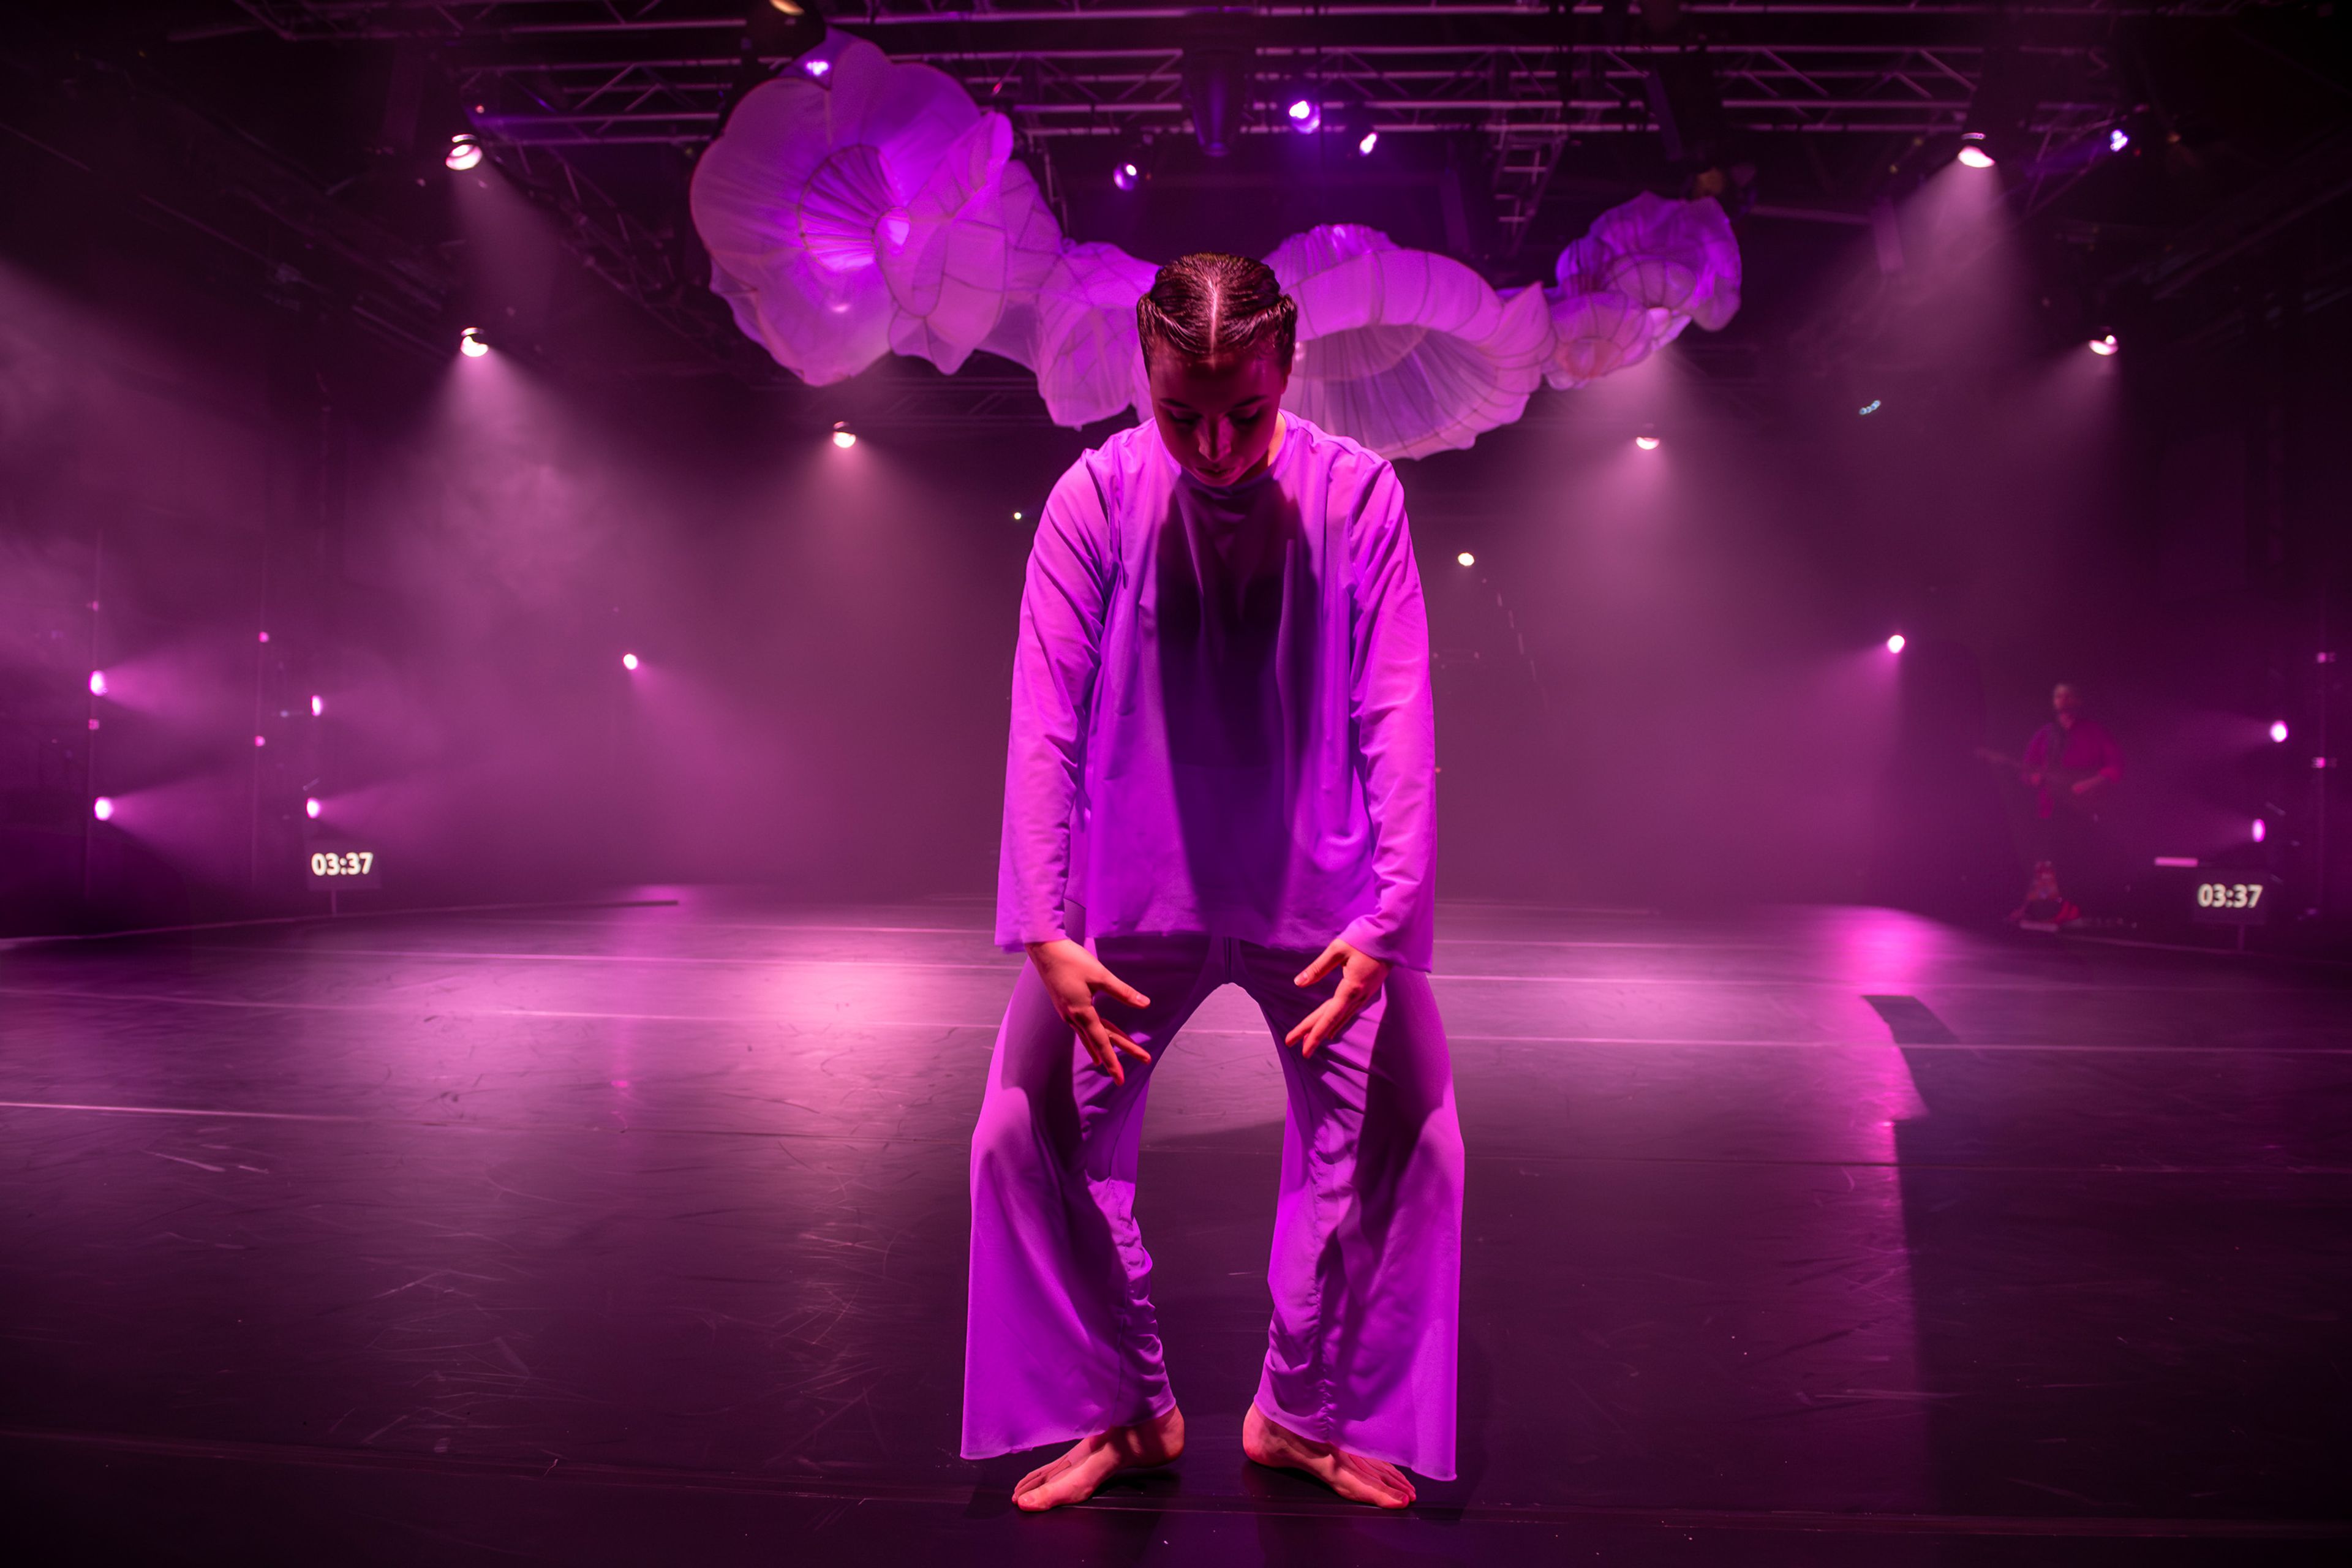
left=1136, top=253, right=1297, bottom=372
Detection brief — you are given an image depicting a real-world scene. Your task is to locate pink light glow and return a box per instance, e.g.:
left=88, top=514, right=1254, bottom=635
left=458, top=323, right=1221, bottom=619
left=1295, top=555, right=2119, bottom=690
left=459, top=327, right=489, bottom=358
left=1956, top=134, right=1995, bottom=169
left=311, top=695, right=324, bottom=717
left=622, top=652, right=641, bottom=671
left=2253, top=818, right=2267, bottom=843
left=2088, top=334, right=2119, bottom=356
left=445, top=135, right=484, bottom=172
left=2269, top=720, right=2289, bottom=744
left=254, top=734, right=267, bottom=748
left=1634, top=434, right=1660, bottom=451
left=305, top=797, right=322, bottom=820
left=92, top=796, right=114, bottom=821
left=257, top=630, right=270, bottom=643
left=1885, top=633, right=1906, bottom=654
left=831, top=428, right=858, bottom=449
left=1456, top=551, right=1476, bottom=567
left=88, top=670, right=107, bottom=696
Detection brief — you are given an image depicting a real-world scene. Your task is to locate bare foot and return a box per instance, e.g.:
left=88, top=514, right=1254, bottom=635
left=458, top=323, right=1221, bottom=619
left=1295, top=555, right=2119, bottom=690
left=1242, top=1402, right=1417, bottom=1509
left=1012, top=1406, right=1185, bottom=1512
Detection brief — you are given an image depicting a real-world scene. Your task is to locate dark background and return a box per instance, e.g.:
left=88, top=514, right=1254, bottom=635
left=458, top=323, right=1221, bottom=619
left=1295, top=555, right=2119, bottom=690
left=2, top=2, right=2346, bottom=938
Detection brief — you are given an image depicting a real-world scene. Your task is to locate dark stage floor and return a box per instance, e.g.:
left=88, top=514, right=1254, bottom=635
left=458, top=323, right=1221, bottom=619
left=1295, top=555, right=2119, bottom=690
left=2, top=894, right=2347, bottom=1564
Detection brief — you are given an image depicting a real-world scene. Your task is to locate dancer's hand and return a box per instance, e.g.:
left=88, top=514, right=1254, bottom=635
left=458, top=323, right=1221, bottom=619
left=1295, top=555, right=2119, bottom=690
left=1286, top=939, right=1390, bottom=1057
left=1025, top=939, right=1153, bottom=1084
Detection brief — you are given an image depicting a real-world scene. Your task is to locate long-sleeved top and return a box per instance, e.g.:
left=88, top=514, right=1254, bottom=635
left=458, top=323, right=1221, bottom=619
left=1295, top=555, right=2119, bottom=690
left=2021, top=717, right=2124, bottom=818
left=994, top=415, right=1437, bottom=970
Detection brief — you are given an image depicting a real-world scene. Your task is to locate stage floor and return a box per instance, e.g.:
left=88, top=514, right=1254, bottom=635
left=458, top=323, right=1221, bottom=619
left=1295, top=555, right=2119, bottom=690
left=2, top=894, right=2346, bottom=1564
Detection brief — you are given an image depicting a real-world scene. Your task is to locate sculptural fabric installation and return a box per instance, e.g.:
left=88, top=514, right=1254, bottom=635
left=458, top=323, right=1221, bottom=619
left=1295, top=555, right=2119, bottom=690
left=691, top=35, right=1743, bottom=459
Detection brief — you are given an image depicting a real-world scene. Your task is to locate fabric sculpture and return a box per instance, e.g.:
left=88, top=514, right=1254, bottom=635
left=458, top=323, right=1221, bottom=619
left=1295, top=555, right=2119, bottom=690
left=1268, top=225, right=1553, bottom=461
left=691, top=41, right=1743, bottom=457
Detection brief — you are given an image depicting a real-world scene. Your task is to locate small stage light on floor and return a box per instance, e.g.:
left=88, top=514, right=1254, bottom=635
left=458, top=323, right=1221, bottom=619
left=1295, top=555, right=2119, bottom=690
left=311, top=695, right=323, bottom=717
left=831, top=421, right=858, bottom=448
left=1886, top=633, right=1907, bottom=654
left=2271, top=720, right=2290, bottom=744
left=445, top=134, right=483, bottom=172
left=2088, top=333, right=2119, bottom=356
left=92, top=796, right=114, bottom=821
left=88, top=670, right=107, bottom=696
left=2109, top=127, right=2131, bottom=154
left=622, top=653, right=640, bottom=671
left=1012, top=510, right=1024, bottom=521
left=1112, top=159, right=1141, bottom=191
left=1956, top=133, right=1996, bottom=169
left=2253, top=818, right=2267, bottom=843
left=1457, top=552, right=1476, bottom=567
left=254, top=734, right=267, bottom=748
left=1634, top=432, right=1661, bottom=451
left=305, top=797, right=323, bottom=820
left=459, top=327, right=489, bottom=358
left=257, top=630, right=270, bottom=643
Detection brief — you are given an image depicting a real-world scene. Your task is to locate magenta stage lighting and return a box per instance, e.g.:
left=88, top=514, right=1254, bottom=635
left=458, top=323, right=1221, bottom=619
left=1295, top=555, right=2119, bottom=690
left=1456, top=552, right=1476, bottom=567
left=2271, top=720, right=2290, bottom=744
left=92, top=796, right=115, bottom=821
left=1358, top=129, right=1379, bottom=157
left=831, top=421, right=858, bottom=449
left=254, top=734, right=267, bottom=748
left=305, top=797, right=323, bottom=820
left=1956, top=132, right=1995, bottom=168
left=622, top=652, right=641, bottom=671
left=311, top=694, right=323, bottom=717
left=1112, top=159, right=1141, bottom=192
left=445, top=134, right=484, bottom=172
left=1634, top=433, right=1661, bottom=451
left=459, top=327, right=489, bottom=358
left=2253, top=818, right=2267, bottom=843
left=1886, top=633, right=1907, bottom=654
left=2089, top=333, right=2119, bottom=356
left=88, top=669, right=107, bottom=696
left=2108, top=127, right=2130, bottom=154
left=804, top=56, right=831, bottom=80
left=257, top=630, right=270, bottom=644
left=1284, top=89, right=1322, bottom=135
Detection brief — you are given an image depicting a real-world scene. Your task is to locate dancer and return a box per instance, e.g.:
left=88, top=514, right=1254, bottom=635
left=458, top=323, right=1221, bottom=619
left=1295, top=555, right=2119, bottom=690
left=962, top=254, right=1461, bottom=1512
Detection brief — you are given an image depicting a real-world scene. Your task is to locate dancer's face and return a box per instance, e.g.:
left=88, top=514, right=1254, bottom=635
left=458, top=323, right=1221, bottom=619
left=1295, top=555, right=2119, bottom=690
left=1147, top=345, right=1289, bottom=486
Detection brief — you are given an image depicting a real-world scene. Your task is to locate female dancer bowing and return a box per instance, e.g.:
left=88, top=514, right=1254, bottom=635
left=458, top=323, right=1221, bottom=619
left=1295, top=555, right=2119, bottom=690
left=963, top=252, right=1462, bottom=1512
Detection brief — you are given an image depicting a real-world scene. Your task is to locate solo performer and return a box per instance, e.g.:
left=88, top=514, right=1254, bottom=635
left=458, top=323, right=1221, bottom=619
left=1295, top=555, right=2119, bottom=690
left=962, top=253, right=1462, bottom=1511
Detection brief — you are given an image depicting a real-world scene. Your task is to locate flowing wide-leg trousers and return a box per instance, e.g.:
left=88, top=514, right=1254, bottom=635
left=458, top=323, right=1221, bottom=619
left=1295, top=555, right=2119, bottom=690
left=962, top=932, right=1463, bottom=1481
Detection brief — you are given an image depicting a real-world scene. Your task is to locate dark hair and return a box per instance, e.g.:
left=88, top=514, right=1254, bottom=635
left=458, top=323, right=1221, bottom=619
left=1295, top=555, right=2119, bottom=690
left=1136, top=253, right=1297, bottom=371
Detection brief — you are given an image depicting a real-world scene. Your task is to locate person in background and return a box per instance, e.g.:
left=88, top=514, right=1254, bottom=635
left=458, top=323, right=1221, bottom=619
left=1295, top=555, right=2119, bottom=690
left=2011, top=682, right=2124, bottom=922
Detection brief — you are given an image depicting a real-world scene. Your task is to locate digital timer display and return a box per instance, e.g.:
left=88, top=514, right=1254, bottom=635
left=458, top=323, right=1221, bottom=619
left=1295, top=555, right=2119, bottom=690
left=306, top=848, right=382, bottom=891
left=2190, top=876, right=2273, bottom=925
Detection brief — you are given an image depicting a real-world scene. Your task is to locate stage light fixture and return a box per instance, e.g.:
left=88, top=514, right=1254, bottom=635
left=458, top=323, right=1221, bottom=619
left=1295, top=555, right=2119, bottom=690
left=2088, top=333, right=2119, bottom=356
left=1634, top=434, right=1661, bottom=451
left=1859, top=399, right=1882, bottom=416
left=459, top=327, right=489, bottom=357
left=831, top=421, right=857, bottom=448
left=1956, top=133, right=1995, bottom=169
left=254, top=734, right=267, bottom=748
left=1457, top=552, right=1476, bottom=567
left=1012, top=511, right=1024, bottom=521
left=445, top=134, right=483, bottom=172
left=1113, top=158, right=1142, bottom=192
left=88, top=670, right=107, bottom=696
left=2108, top=127, right=2130, bottom=154
left=257, top=630, right=271, bottom=644
left=622, top=653, right=641, bottom=671
left=804, top=57, right=832, bottom=80
left=2271, top=720, right=2290, bottom=744
left=1358, top=128, right=1379, bottom=157
left=1886, top=634, right=1907, bottom=654
left=1340, top=100, right=1377, bottom=157
left=1283, top=87, right=1322, bottom=135
left=311, top=695, right=323, bottom=717
left=305, top=797, right=323, bottom=820
left=92, top=796, right=114, bottom=822
left=769, top=0, right=805, bottom=13
left=2253, top=818, right=2267, bottom=843
left=1179, top=42, right=1252, bottom=157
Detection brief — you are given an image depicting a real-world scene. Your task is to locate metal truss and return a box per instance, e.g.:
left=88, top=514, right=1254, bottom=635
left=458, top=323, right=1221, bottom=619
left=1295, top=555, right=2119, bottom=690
left=219, top=2, right=2242, bottom=393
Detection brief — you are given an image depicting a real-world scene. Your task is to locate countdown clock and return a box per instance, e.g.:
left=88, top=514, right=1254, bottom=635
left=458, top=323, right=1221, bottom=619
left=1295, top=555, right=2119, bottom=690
left=306, top=846, right=382, bottom=891
left=2189, top=875, right=2277, bottom=925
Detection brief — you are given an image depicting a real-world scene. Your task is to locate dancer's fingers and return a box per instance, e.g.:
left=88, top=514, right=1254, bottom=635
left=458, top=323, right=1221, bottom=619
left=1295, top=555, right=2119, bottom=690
left=1109, top=1028, right=1153, bottom=1064
left=1093, top=965, right=1151, bottom=1011
left=1293, top=939, right=1348, bottom=988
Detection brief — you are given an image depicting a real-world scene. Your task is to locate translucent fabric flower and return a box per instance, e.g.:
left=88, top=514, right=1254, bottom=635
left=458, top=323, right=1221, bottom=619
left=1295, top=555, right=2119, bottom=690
left=1542, top=290, right=1670, bottom=390
left=1268, top=225, right=1553, bottom=460
left=692, top=36, right=1047, bottom=382
left=1577, top=192, right=1743, bottom=333
left=1021, top=241, right=1158, bottom=428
